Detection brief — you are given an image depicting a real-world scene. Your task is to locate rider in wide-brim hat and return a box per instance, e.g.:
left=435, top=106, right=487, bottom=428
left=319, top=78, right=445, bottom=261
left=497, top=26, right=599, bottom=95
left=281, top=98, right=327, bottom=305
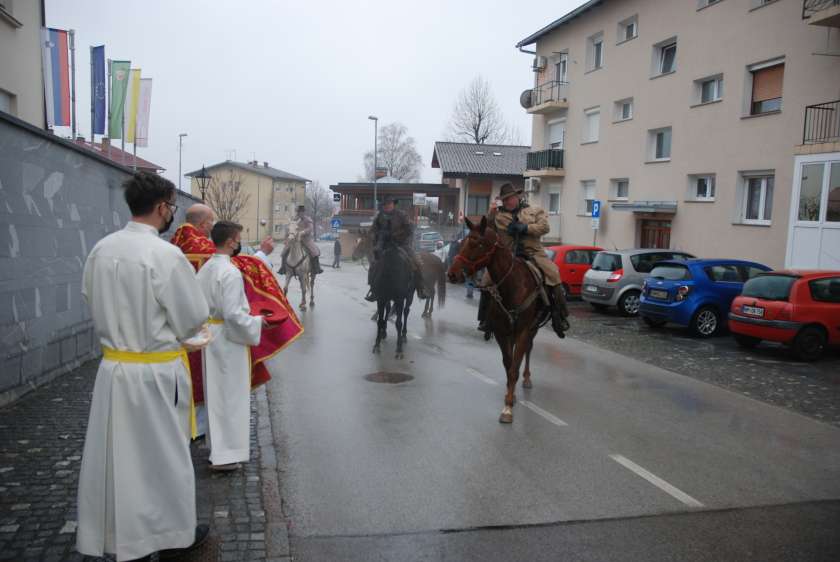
left=280, top=205, right=323, bottom=275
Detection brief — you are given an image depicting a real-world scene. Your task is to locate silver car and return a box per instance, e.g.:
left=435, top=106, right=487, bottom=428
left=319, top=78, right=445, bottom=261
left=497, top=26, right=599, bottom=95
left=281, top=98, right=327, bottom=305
left=581, top=249, right=695, bottom=316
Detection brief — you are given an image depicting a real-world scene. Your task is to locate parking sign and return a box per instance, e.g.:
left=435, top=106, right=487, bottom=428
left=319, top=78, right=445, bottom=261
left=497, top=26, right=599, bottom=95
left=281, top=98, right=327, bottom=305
left=592, top=200, right=601, bottom=219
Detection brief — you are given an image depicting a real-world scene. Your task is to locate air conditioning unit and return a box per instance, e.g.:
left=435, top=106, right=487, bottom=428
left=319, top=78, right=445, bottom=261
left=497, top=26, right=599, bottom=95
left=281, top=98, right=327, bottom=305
left=532, top=56, right=547, bottom=71
left=524, top=177, right=540, bottom=193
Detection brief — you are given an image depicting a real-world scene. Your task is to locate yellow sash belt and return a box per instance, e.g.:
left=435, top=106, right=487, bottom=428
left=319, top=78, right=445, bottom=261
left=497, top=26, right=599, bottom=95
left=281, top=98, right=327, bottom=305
left=101, top=347, right=197, bottom=439
left=207, top=318, right=224, bottom=324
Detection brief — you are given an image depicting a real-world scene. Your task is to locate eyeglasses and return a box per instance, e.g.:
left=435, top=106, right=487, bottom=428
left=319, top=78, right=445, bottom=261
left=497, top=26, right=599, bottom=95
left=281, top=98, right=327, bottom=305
left=163, top=201, right=178, bottom=215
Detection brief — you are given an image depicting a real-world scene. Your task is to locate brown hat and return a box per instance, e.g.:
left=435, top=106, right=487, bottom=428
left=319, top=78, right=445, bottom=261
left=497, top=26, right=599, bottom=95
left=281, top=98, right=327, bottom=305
left=498, top=183, right=523, bottom=199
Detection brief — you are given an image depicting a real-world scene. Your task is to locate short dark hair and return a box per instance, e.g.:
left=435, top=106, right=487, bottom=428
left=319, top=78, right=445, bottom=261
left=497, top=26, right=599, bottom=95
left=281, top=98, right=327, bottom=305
left=211, top=220, right=243, bottom=246
left=123, top=172, right=175, bottom=216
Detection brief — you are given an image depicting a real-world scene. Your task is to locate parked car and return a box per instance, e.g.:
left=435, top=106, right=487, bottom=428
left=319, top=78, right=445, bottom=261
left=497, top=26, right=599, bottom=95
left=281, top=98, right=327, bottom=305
left=546, top=245, right=604, bottom=297
left=639, top=259, right=771, bottom=337
left=582, top=249, right=695, bottom=316
left=417, top=231, right=443, bottom=252
left=728, top=271, right=840, bottom=361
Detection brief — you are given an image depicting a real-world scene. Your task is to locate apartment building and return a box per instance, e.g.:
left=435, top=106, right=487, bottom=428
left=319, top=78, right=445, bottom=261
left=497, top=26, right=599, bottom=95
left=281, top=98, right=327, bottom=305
left=517, top=0, right=840, bottom=268
left=186, top=160, right=309, bottom=242
left=0, top=0, right=46, bottom=128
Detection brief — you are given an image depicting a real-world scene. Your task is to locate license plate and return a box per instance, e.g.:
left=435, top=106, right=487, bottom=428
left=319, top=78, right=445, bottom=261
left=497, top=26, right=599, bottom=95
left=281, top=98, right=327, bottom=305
left=649, top=289, right=668, bottom=300
left=742, top=305, right=764, bottom=317
left=586, top=285, right=599, bottom=293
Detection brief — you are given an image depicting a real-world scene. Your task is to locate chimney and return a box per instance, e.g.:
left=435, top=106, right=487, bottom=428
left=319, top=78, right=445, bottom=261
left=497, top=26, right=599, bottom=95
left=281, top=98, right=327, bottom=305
left=263, top=161, right=269, bottom=168
left=101, top=137, right=110, bottom=149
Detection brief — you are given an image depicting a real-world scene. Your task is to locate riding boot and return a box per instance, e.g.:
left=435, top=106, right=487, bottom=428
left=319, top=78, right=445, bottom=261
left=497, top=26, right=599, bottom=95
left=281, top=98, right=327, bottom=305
left=365, top=261, right=378, bottom=302
left=549, top=284, right=570, bottom=338
left=477, top=291, right=491, bottom=334
left=311, top=256, right=324, bottom=275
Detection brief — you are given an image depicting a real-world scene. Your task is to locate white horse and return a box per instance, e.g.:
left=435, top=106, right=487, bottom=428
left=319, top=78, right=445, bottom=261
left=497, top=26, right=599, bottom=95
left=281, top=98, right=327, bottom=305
left=283, top=226, right=314, bottom=310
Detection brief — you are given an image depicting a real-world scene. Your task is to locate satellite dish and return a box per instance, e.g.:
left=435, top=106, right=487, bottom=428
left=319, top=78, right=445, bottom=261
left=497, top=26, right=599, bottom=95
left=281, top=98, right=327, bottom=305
left=519, top=89, right=533, bottom=109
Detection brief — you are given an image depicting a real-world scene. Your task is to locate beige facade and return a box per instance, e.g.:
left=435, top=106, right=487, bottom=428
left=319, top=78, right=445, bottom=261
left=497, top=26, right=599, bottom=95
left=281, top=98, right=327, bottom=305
left=521, top=0, right=840, bottom=268
left=0, top=0, right=46, bottom=127
left=188, top=161, right=308, bottom=243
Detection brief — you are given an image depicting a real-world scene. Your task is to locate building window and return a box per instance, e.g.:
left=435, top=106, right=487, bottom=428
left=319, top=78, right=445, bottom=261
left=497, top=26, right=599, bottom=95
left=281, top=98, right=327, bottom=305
left=467, top=195, right=490, bottom=216
left=739, top=174, right=774, bottom=224
left=549, top=193, right=560, bottom=215
left=274, top=203, right=282, bottom=211
left=582, top=107, right=600, bottom=143
left=696, top=75, right=723, bottom=104
left=587, top=32, right=604, bottom=71
left=618, top=16, right=638, bottom=43
left=698, top=0, right=723, bottom=8
left=555, top=53, right=568, bottom=83
left=652, top=38, right=677, bottom=76
left=614, top=98, right=633, bottom=121
left=688, top=175, right=716, bottom=201
left=547, top=119, right=566, bottom=149
left=610, top=178, right=629, bottom=200
left=648, top=127, right=672, bottom=161
left=274, top=225, right=283, bottom=234
left=0, top=89, right=13, bottom=115
left=748, top=59, right=784, bottom=115
left=580, top=180, right=596, bottom=215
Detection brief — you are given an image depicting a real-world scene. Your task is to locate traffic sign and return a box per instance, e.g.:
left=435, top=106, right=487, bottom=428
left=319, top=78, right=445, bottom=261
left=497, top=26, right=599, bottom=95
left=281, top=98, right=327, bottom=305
left=330, top=218, right=342, bottom=230
left=332, top=193, right=341, bottom=203
left=591, top=200, right=601, bottom=219
left=591, top=217, right=600, bottom=230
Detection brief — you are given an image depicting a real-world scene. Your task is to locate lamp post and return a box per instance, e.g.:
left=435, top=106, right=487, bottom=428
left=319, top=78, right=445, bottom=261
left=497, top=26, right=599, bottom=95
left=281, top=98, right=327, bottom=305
left=368, top=115, right=378, bottom=212
left=194, top=165, right=211, bottom=202
left=178, top=133, right=188, bottom=191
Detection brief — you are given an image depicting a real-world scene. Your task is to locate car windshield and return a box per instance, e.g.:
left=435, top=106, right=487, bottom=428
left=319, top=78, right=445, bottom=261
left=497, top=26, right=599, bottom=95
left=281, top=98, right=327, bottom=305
left=649, top=264, right=691, bottom=281
left=591, top=253, right=622, bottom=272
left=742, top=275, right=797, bottom=301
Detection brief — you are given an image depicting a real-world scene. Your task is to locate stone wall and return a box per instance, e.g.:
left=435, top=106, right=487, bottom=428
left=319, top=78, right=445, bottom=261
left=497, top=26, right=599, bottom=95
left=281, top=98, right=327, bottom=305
left=0, top=111, right=200, bottom=406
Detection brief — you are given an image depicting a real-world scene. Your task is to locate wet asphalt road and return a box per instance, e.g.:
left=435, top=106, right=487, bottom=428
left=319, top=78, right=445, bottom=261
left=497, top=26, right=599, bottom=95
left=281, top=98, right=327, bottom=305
left=263, top=259, right=840, bottom=562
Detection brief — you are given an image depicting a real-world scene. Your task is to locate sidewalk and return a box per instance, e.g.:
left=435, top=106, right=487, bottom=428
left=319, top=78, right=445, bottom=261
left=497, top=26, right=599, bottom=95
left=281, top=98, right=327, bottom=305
left=0, top=359, right=290, bottom=562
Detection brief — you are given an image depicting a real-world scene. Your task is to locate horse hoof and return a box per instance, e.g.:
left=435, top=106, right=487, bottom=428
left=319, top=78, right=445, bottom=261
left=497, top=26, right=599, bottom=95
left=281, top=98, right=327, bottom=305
left=499, top=413, right=513, bottom=424
left=522, top=379, right=532, bottom=389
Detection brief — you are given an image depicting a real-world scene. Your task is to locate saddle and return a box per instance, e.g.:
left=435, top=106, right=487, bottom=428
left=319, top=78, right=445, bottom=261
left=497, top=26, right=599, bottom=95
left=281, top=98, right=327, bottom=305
left=522, top=258, right=551, bottom=307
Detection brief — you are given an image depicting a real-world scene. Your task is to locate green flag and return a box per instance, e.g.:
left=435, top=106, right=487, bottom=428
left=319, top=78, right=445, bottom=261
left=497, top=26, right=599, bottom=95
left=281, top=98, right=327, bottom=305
left=108, top=60, right=131, bottom=138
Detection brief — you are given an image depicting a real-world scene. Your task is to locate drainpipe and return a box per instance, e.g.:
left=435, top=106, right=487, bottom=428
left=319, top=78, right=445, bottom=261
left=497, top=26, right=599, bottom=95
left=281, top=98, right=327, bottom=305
left=518, top=46, right=536, bottom=55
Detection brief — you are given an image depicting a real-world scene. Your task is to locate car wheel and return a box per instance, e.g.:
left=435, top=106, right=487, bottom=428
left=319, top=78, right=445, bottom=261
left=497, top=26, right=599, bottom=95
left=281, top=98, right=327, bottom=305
left=617, top=290, right=641, bottom=317
left=590, top=302, right=608, bottom=312
left=642, top=316, right=666, bottom=328
left=733, top=334, right=761, bottom=349
left=792, top=325, right=827, bottom=362
left=691, top=306, right=720, bottom=338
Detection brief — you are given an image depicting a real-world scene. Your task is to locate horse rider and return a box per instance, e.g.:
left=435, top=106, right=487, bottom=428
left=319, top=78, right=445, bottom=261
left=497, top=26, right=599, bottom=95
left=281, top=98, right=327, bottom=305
left=280, top=205, right=323, bottom=275
left=477, top=182, right=570, bottom=338
left=364, top=195, right=431, bottom=302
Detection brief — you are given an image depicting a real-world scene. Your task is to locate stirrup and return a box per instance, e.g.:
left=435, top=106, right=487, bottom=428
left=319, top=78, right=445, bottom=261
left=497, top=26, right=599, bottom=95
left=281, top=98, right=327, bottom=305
left=365, top=291, right=377, bottom=302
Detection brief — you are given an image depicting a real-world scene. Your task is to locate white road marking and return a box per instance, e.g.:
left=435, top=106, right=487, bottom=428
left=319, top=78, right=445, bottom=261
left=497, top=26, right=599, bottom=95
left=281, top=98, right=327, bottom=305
left=609, top=454, right=704, bottom=508
left=520, top=400, right=569, bottom=427
left=465, top=368, right=499, bottom=386
left=411, top=334, right=422, bottom=340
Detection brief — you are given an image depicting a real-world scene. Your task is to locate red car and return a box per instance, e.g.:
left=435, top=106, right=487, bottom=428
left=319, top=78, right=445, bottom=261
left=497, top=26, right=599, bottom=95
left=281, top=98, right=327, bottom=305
left=546, top=245, right=604, bottom=297
left=728, top=270, right=840, bottom=361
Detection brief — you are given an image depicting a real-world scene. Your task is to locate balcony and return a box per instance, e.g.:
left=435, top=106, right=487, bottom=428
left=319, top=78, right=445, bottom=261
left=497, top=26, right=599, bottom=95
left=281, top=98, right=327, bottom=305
left=524, top=149, right=565, bottom=178
left=795, top=99, right=840, bottom=155
left=520, top=81, right=569, bottom=115
left=803, top=0, right=840, bottom=27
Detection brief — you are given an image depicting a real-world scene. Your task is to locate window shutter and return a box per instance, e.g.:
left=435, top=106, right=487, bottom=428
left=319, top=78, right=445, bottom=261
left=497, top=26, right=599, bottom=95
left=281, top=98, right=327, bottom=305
left=752, top=64, right=784, bottom=102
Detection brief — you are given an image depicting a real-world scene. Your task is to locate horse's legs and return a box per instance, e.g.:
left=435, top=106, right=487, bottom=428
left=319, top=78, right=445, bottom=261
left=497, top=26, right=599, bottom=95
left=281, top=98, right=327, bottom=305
left=506, top=328, right=532, bottom=409
left=299, top=274, right=307, bottom=310
left=373, top=300, right=386, bottom=353
left=496, top=333, right=515, bottom=424
left=394, top=299, right=405, bottom=358
left=309, top=274, right=315, bottom=306
left=522, top=332, right=536, bottom=389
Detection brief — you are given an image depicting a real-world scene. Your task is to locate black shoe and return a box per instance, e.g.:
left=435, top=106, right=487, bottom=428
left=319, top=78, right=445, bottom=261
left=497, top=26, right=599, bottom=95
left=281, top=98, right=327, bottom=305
left=159, top=524, right=210, bottom=559
left=365, top=291, right=377, bottom=302
left=551, top=318, right=569, bottom=339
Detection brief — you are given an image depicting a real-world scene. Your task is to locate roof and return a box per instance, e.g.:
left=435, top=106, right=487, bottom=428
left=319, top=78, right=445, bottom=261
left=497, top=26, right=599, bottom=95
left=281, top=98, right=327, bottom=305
left=185, top=160, right=309, bottom=183
left=516, top=0, right=605, bottom=47
left=658, top=259, right=771, bottom=268
left=74, top=139, right=165, bottom=172
left=331, top=182, right=457, bottom=193
left=431, top=142, right=530, bottom=177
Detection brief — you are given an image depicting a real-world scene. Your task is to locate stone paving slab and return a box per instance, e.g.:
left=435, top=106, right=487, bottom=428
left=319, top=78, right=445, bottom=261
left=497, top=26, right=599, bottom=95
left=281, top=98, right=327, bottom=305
left=0, top=359, right=279, bottom=562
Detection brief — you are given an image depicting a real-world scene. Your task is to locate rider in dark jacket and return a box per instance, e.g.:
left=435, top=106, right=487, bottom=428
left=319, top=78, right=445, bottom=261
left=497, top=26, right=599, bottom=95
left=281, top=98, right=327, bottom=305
left=365, top=196, right=431, bottom=301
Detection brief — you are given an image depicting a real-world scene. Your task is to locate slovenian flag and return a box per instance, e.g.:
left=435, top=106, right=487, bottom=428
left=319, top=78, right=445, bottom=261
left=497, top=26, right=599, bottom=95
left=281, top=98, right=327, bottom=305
left=41, top=27, right=71, bottom=128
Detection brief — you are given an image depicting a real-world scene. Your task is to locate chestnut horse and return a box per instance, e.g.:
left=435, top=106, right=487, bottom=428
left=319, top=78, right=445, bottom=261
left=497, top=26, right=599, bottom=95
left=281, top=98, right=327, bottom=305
left=447, top=216, right=550, bottom=423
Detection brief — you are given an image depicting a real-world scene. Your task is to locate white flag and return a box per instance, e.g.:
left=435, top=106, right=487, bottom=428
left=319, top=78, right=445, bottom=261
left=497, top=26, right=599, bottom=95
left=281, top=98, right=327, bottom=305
left=135, top=78, right=153, bottom=148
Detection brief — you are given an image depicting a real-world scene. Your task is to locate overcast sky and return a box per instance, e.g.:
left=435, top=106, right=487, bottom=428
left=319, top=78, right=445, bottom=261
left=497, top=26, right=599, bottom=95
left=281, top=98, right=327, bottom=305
left=45, top=0, right=581, bottom=190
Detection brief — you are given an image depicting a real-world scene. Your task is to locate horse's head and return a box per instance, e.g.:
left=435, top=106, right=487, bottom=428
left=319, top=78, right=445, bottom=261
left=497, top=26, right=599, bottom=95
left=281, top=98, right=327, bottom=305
left=352, top=228, right=372, bottom=261
left=447, top=216, right=498, bottom=284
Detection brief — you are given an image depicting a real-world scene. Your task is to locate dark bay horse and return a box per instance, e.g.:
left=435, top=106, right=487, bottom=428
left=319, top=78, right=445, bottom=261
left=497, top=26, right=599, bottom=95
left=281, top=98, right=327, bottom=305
left=447, top=216, right=550, bottom=423
left=371, top=244, right=415, bottom=358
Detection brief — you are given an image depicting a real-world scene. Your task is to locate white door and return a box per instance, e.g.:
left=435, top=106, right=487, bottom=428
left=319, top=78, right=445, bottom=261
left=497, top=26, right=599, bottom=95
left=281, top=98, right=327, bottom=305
left=786, top=155, right=840, bottom=269
left=547, top=119, right=566, bottom=150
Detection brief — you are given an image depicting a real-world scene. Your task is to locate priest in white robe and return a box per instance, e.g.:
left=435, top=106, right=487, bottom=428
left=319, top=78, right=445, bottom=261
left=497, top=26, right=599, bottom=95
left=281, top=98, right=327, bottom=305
left=76, top=173, right=211, bottom=561
left=196, top=221, right=263, bottom=470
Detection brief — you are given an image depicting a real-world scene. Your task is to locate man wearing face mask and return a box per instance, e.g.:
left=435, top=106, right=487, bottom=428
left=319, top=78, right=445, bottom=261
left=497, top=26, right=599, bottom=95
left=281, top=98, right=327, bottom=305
left=77, top=172, right=212, bottom=561
left=196, top=221, right=266, bottom=471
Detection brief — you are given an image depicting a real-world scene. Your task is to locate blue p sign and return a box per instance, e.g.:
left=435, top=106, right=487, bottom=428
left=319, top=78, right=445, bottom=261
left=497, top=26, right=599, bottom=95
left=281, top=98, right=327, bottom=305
left=592, top=200, right=601, bottom=218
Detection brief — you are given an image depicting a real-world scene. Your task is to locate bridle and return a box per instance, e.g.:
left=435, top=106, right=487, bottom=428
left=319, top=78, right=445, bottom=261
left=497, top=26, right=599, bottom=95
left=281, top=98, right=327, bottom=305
left=453, top=239, right=498, bottom=277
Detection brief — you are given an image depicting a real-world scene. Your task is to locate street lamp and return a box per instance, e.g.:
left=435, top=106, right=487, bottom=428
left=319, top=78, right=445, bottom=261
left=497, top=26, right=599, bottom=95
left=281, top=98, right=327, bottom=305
left=178, top=133, right=188, bottom=191
left=194, top=165, right=211, bottom=202
left=368, top=115, right=378, bottom=211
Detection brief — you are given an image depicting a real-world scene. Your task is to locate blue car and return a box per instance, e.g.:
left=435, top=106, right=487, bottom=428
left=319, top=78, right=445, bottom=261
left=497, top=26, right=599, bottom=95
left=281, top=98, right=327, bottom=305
left=639, top=259, right=771, bottom=337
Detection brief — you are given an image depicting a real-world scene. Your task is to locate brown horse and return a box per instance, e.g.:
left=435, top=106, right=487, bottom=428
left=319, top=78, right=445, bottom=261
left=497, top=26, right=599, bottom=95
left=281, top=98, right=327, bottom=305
left=353, top=229, right=446, bottom=319
left=447, top=216, right=550, bottom=424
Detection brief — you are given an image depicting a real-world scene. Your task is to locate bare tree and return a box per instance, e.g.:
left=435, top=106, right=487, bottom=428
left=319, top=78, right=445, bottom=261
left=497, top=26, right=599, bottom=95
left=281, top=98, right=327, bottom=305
left=446, top=76, right=520, bottom=145
left=205, top=169, right=252, bottom=223
left=305, top=181, right=335, bottom=239
left=362, top=122, right=423, bottom=181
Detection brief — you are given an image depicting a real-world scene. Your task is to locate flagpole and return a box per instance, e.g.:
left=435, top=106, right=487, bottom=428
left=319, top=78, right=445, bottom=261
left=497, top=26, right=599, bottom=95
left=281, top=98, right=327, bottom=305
left=69, top=30, right=77, bottom=140
left=107, top=58, right=112, bottom=159
left=89, top=46, right=94, bottom=144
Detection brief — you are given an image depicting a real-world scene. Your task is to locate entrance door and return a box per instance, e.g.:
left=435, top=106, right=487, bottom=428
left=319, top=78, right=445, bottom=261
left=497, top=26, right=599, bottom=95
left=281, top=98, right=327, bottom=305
left=787, top=158, right=840, bottom=269
left=640, top=219, right=671, bottom=249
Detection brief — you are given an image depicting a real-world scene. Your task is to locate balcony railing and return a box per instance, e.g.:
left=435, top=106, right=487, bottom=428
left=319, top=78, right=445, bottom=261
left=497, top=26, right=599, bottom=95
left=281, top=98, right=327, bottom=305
left=526, top=149, right=564, bottom=170
left=803, top=100, right=840, bottom=144
left=803, top=0, right=840, bottom=19
left=531, top=80, right=569, bottom=107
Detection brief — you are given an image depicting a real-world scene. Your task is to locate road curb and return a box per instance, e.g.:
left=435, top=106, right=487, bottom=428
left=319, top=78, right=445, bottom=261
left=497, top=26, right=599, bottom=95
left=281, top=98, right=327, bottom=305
left=256, top=385, right=292, bottom=559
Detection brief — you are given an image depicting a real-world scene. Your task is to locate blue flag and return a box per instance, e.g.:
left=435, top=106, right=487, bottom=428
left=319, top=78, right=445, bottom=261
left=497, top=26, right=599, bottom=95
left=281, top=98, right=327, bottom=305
left=91, top=45, right=106, bottom=134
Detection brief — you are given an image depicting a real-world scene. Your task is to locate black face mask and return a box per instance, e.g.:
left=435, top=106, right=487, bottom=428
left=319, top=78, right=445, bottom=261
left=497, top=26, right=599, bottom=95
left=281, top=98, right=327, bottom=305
left=159, top=213, right=175, bottom=234
left=232, top=242, right=242, bottom=256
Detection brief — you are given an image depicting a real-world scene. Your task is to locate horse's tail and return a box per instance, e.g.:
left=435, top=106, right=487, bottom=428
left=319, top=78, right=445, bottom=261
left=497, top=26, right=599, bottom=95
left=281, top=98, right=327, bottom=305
left=437, top=260, right=446, bottom=308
